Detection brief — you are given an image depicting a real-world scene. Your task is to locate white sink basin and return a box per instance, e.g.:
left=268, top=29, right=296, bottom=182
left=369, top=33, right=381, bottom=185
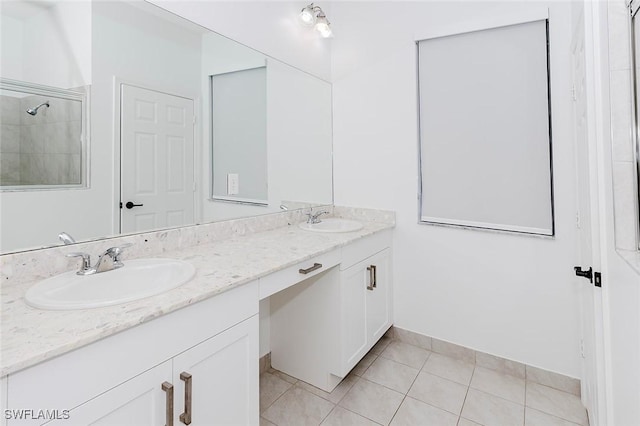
left=299, top=218, right=364, bottom=233
left=25, top=258, right=196, bottom=310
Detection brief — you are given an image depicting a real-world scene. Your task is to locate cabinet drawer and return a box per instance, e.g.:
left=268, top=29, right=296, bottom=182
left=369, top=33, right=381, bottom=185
left=259, top=250, right=340, bottom=299
left=341, top=230, right=392, bottom=271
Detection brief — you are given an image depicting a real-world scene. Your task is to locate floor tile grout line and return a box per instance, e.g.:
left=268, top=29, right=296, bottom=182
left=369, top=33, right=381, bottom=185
left=387, top=354, right=428, bottom=426
left=457, top=363, right=475, bottom=424
left=318, top=403, right=338, bottom=425
left=524, top=377, right=527, bottom=426
left=260, top=377, right=294, bottom=419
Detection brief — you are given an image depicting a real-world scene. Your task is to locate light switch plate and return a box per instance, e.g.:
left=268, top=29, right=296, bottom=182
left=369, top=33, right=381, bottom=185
left=227, top=173, right=239, bottom=195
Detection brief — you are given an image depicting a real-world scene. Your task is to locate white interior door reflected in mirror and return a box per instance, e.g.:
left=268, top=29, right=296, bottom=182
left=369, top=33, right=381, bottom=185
left=120, top=84, right=195, bottom=233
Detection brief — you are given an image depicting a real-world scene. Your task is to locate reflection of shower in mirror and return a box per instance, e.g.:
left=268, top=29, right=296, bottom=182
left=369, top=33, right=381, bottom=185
left=26, top=101, right=49, bottom=116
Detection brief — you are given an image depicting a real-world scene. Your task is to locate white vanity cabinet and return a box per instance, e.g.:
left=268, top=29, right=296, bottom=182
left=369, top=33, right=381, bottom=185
left=270, top=230, right=393, bottom=392
left=338, top=247, right=392, bottom=377
left=5, top=282, right=259, bottom=426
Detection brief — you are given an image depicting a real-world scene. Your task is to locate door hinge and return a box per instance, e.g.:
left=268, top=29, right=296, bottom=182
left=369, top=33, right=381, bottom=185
left=571, top=84, right=577, bottom=101
left=580, top=339, right=585, bottom=358
left=574, top=266, right=602, bottom=287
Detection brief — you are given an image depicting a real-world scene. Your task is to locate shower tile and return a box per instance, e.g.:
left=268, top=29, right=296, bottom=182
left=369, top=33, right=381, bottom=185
left=69, top=154, right=82, bottom=184
left=0, top=125, right=21, bottom=153
left=21, top=125, right=45, bottom=154
left=45, top=98, right=71, bottom=124
left=20, top=154, right=46, bottom=184
left=69, top=98, right=83, bottom=119
left=0, top=153, right=21, bottom=184
left=1, top=95, right=21, bottom=125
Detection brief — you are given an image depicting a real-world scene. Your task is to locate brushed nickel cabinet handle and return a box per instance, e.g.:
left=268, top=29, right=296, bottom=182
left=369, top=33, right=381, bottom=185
left=371, top=264, right=377, bottom=288
left=161, top=381, right=174, bottom=426
left=180, top=372, right=192, bottom=425
left=366, top=265, right=375, bottom=291
left=299, top=263, right=322, bottom=274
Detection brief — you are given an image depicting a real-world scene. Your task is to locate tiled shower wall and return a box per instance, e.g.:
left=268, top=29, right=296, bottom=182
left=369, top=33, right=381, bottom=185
left=0, top=93, right=82, bottom=186
left=609, top=0, right=640, bottom=251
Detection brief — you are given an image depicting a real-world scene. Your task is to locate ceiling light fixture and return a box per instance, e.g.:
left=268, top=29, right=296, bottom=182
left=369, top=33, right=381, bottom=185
left=299, top=3, right=332, bottom=38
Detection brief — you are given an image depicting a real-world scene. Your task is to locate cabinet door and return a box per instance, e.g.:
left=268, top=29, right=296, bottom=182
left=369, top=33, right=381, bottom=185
left=45, top=361, right=172, bottom=426
left=340, top=263, right=368, bottom=374
left=172, top=315, right=258, bottom=426
left=366, top=248, right=392, bottom=343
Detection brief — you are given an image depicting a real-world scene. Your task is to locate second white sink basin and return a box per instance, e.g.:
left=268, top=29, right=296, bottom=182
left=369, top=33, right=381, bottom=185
left=299, top=218, right=364, bottom=233
left=25, top=258, right=196, bottom=310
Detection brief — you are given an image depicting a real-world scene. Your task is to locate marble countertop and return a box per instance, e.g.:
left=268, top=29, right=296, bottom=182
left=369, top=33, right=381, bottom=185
left=1, top=216, right=393, bottom=377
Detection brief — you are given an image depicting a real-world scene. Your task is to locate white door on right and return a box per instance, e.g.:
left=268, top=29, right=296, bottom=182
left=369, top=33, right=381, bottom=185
left=571, top=9, right=605, bottom=425
left=120, top=84, right=195, bottom=233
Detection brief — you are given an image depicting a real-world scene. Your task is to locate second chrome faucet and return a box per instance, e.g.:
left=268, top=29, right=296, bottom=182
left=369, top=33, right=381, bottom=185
left=67, top=244, right=132, bottom=275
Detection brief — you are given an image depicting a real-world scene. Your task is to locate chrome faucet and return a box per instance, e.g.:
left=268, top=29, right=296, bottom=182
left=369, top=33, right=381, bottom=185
left=305, top=209, right=329, bottom=224
left=67, top=244, right=132, bottom=275
left=58, top=232, right=76, bottom=245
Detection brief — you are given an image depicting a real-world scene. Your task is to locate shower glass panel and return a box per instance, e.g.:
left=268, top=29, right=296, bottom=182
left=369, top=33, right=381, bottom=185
left=0, top=79, right=87, bottom=189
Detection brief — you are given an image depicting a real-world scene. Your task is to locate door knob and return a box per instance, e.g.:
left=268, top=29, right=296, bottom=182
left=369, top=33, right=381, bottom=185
left=125, top=201, right=143, bottom=209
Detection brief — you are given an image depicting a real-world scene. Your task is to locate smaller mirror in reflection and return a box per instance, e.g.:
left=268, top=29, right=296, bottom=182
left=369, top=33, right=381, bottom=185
left=0, top=83, right=86, bottom=188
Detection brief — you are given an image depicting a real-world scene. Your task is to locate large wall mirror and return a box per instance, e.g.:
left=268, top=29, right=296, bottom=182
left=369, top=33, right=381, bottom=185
left=0, top=0, right=333, bottom=254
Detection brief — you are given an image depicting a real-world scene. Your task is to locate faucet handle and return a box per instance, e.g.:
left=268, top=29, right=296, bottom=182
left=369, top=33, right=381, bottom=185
left=107, top=243, right=133, bottom=264
left=66, top=252, right=92, bottom=274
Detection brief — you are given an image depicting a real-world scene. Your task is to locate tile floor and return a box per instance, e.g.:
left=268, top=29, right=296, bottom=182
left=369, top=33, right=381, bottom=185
left=260, top=336, right=589, bottom=426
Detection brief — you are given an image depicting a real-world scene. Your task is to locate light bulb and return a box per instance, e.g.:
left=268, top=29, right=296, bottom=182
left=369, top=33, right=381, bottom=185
left=299, top=5, right=316, bottom=26
left=315, top=15, right=332, bottom=38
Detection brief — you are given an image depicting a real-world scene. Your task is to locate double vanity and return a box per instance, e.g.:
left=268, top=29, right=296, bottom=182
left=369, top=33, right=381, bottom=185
left=0, top=207, right=394, bottom=425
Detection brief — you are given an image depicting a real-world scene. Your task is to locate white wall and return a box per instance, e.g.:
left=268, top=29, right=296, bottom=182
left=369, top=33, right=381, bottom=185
left=0, top=2, right=92, bottom=252
left=331, top=1, right=582, bottom=377
left=0, top=15, right=24, bottom=80
left=147, top=0, right=332, bottom=82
